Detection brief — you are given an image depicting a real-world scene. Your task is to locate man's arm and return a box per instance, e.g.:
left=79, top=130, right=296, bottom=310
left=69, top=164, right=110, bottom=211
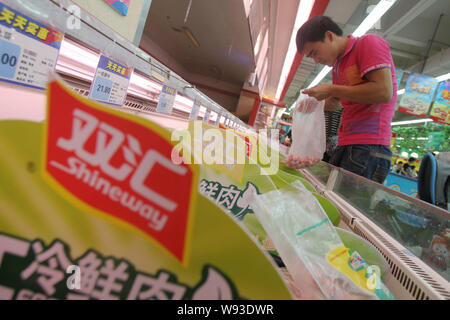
left=332, top=68, right=393, bottom=103
left=303, top=68, right=393, bottom=104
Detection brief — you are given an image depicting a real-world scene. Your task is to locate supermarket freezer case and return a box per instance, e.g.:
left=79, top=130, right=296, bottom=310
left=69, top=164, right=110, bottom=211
left=300, top=161, right=450, bottom=300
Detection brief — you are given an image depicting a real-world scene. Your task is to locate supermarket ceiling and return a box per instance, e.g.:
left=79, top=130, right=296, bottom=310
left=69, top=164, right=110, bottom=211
left=142, top=0, right=254, bottom=84
left=141, top=0, right=450, bottom=121
left=282, top=0, right=450, bottom=124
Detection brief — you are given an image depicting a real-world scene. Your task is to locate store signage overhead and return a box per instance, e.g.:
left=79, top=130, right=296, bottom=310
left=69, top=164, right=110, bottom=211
left=398, top=73, right=439, bottom=117
left=429, top=81, right=449, bottom=125
left=395, top=68, right=404, bottom=87
left=89, top=54, right=132, bottom=106
left=0, top=3, right=63, bottom=90
left=103, top=0, right=130, bottom=17
left=156, top=84, right=176, bottom=115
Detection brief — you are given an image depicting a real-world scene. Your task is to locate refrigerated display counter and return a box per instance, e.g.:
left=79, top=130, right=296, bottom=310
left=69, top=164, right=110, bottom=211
left=2, top=0, right=449, bottom=301
left=300, top=161, right=450, bottom=300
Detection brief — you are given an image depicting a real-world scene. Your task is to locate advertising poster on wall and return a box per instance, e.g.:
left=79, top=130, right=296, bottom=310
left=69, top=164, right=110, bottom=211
left=429, top=81, right=450, bottom=125
left=72, top=0, right=151, bottom=45
left=395, top=68, right=404, bottom=87
left=398, top=73, right=439, bottom=117
left=103, top=0, right=131, bottom=16
left=0, top=77, right=293, bottom=300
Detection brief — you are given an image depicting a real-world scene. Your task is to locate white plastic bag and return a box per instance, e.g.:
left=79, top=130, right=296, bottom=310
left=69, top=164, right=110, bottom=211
left=286, top=97, right=326, bottom=169
left=251, top=181, right=395, bottom=300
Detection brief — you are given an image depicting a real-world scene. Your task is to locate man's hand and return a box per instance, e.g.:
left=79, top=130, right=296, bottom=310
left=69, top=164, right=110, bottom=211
left=302, top=84, right=334, bottom=101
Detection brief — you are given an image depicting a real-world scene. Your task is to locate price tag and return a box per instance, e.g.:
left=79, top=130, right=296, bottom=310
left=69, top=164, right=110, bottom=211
left=203, top=109, right=211, bottom=124
left=0, top=39, right=19, bottom=79
left=156, top=84, right=176, bottom=115
left=89, top=54, right=132, bottom=106
left=0, top=3, right=63, bottom=89
left=189, top=99, right=201, bottom=120
left=215, top=113, right=221, bottom=127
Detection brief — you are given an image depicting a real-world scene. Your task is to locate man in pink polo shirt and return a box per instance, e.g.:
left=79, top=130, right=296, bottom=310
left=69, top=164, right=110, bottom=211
left=296, top=16, right=397, bottom=183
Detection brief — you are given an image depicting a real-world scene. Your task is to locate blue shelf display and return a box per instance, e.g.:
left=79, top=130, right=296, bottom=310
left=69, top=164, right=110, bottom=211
left=383, top=172, right=418, bottom=198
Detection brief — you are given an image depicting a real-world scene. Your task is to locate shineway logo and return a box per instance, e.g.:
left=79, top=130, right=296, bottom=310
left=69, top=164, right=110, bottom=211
left=43, top=80, right=197, bottom=264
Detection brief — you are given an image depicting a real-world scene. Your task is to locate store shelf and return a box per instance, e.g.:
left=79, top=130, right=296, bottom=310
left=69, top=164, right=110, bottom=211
left=0, top=0, right=247, bottom=129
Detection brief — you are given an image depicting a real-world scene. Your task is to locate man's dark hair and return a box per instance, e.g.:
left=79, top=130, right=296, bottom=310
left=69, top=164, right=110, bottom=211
left=296, top=16, right=343, bottom=53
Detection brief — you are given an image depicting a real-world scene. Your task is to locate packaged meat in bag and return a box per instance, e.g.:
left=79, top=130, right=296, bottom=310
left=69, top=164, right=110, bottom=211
left=286, top=97, right=326, bottom=169
left=251, top=181, right=395, bottom=300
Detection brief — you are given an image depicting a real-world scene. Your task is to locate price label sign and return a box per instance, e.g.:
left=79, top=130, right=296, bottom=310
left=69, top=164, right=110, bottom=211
left=89, top=55, right=132, bottom=106
left=215, top=113, right=221, bottom=127
left=0, top=3, right=63, bottom=89
left=203, top=109, right=211, bottom=124
left=189, top=99, right=201, bottom=120
left=156, top=84, right=177, bottom=115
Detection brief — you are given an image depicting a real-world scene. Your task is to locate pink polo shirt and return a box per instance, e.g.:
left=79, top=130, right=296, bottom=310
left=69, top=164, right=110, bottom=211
left=332, top=34, right=397, bottom=146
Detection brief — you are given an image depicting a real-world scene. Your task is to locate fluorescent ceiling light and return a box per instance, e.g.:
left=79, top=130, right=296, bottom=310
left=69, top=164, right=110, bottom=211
left=59, top=39, right=100, bottom=68
left=391, top=119, right=432, bottom=126
left=435, top=73, right=450, bottom=82
left=174, top=95, right=194, bottom=113
left=175, top=94, right=194, bottom=108
left=254, top=29, right=263, bottom=57
left=182, top=27, right=200, bottom=48
left=56, top=39, right=100, bottom=81
left=55, top=64, right=93, bottom=82
left=306, top=0, right=396, bottom=89
left=130, top=73, right=162, bottom=93
left=275, top=0, right=314, bottom=100
left=55, top=34, right=245, bottom=123
left=307, top=66, right=332, bottom=88
left=397, top=89, right=405, bottom=95
left=352, top=0, right=396, bottom=38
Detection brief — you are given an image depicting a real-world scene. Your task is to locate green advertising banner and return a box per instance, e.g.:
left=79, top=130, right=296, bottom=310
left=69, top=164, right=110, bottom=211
left=0, top=78, right=293, bottom=300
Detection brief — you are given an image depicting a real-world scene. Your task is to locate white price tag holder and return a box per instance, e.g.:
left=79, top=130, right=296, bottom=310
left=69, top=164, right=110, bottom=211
left=189, top=99, right=201, bottom=120
left=0, top=3, right=63, bottom=90
left=215, top=113, right=221, bottom=127
left=156, top=84, right=177, bottom=115
left=203, top=109, right=211, bottom=124
left=89, top=54, right=132, bottom=106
